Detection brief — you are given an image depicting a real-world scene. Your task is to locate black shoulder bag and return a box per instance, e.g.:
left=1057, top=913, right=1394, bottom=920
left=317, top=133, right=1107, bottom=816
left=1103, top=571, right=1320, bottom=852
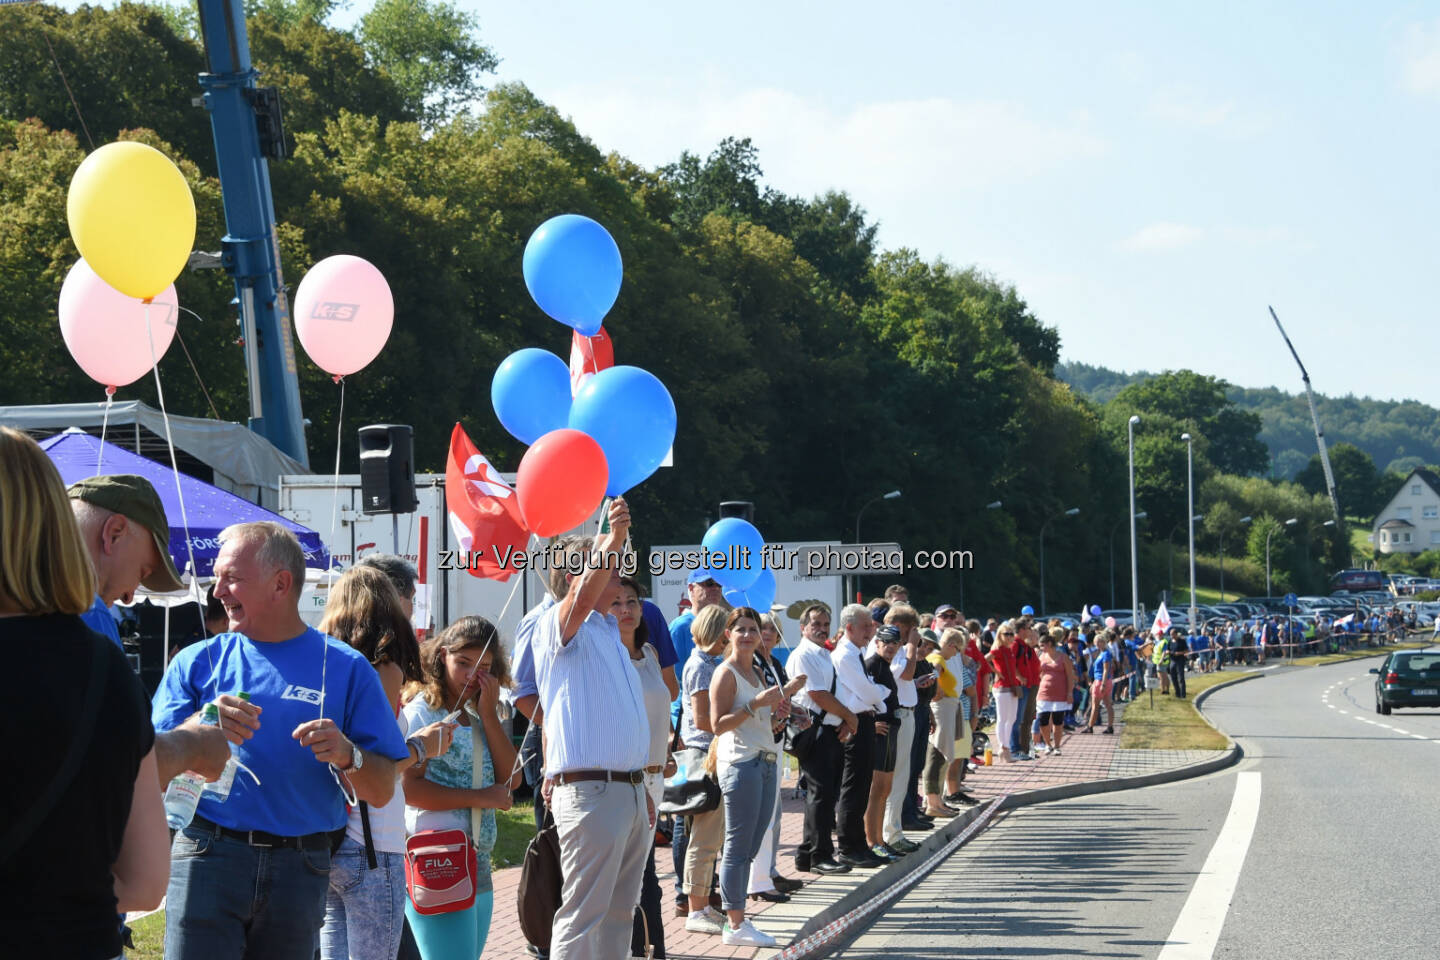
left=783, top=667, right=835, bottom=760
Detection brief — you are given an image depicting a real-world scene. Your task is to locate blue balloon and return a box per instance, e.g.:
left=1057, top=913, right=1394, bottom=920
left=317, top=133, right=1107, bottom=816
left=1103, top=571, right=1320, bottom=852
left=1021, top=604, right=1035, bottom=616
left=722, top=568, right=777, bottom=613
left=569, top=366, right=676, bottom=496
left=490, top=348, right=572, bottom=445
left=744, top=567, right=776, bottom=613
left=1089, top=605, right=1103, bottom=617
left=701, top=517, right=764, bottom=591
left=522, top=215, right=623, bottom=336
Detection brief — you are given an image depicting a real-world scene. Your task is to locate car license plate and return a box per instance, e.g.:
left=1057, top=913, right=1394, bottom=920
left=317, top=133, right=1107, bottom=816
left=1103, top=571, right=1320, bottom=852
left=1414, top=688, right=1438, bottom=696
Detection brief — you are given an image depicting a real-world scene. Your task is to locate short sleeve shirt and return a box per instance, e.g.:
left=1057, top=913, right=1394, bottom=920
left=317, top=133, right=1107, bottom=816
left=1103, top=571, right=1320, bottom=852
left=152, top=627, right=408, bottom=836
left=680, top=649, right=724, bottom=750
left=402, top=698, right=496, bottom=852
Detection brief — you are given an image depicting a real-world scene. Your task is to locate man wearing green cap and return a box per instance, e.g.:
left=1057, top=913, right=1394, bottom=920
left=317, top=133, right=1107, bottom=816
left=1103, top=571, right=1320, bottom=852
left=69, top=474, right=229, bottom=785
left=68, top=474, right=186, bottom=646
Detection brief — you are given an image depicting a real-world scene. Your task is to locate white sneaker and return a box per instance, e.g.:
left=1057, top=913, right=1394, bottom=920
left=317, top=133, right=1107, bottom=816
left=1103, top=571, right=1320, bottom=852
left=722, top=919, right=778, bottom=947
left=703, top=905, right=727, bottom=924
left=685, top=909, right=724, bottom=935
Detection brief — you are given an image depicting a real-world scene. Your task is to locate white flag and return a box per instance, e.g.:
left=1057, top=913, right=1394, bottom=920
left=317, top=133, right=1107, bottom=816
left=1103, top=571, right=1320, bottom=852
left=1152, top=601, right=1171, bottom=637
left=1080, top=604, right=1092, bottom=625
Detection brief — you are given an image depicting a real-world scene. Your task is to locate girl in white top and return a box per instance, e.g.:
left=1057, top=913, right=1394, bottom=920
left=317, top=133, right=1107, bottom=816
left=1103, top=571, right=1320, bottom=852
left=316, top=566, right=456, bottom=960
left=709, top=606, right=805, bottom=949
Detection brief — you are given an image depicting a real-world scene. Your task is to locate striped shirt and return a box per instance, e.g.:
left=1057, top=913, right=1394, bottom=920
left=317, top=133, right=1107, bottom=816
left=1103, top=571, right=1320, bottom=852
left=958, top=658, right=977, bottom=722
left=533, top=604, right=648, bottom=777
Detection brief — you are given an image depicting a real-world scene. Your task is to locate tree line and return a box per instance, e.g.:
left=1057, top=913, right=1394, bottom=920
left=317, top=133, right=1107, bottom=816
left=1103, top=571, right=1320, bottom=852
left=0, top=1, right=1366, bottom=611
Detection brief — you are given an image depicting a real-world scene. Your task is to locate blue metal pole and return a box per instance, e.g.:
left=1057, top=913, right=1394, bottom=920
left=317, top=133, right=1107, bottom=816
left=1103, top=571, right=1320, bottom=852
left=195, top=0, right=309, bottom=466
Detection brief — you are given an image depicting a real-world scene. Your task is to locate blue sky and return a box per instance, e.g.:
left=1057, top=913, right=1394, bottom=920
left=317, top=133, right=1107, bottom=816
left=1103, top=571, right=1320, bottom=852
left=431, top=1, right=1440, bottom=408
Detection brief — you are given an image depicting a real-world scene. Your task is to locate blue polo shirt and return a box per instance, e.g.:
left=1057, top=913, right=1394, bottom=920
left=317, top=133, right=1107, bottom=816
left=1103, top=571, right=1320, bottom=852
left=80, top=595, right=122, bottom=649
left=152, top=627, right=408, bottom=836
left=642, top=600, right=678, bottom=670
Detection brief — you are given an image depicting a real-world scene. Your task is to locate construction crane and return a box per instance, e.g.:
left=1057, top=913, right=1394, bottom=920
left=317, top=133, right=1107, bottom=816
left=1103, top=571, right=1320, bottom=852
left=194, top=0, right=309, bottom=466
left=1269, top=305, right=1341, bottom=523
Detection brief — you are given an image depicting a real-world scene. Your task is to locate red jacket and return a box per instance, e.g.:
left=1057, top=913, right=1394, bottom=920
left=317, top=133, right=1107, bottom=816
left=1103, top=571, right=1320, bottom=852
left=965, top=638, right=991, bottom=708
left=1015, top=641, right=1041, bottom=687
left=987, top=643, right=1021, bottom=689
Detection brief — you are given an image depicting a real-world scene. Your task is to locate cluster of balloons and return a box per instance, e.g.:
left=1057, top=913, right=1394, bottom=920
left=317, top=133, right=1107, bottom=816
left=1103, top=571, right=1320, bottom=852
left=494, top=216, right=677, bottom=537
left=702, top=517, right=778, bottom=613
left=60, top=141, right=394, bottom=393
left=61, top=141, right=195, bottom=391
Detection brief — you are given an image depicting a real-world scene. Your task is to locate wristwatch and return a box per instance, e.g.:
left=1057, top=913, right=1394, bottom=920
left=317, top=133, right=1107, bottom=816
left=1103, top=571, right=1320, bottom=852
left=341, top=740, right=363, bottom=773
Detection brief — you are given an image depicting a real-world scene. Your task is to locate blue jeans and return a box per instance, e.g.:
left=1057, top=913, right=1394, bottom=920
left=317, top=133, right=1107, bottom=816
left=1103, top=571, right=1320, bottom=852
left=1009, top=687, right=1032, bottom=754
left=320, top=838, right=407, bottom=960
left=164, top=824, right=330, bottom=960
left=717, top=754, right=776, bottom=912
left=404, top=892, right=494, bottom=960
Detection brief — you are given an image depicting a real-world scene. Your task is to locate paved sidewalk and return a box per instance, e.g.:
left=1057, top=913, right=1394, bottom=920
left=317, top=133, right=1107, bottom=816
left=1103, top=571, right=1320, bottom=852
left=479, top=701, right=1229, bottom=959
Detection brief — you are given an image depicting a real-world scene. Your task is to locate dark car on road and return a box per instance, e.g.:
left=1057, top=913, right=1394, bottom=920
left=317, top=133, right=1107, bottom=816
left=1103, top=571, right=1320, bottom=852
left=1372, top=650, right=1440, bottom=714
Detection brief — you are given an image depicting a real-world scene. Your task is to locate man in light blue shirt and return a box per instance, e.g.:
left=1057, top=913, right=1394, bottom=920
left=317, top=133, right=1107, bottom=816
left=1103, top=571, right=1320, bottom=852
left=532, top=499, right=651, bottom=960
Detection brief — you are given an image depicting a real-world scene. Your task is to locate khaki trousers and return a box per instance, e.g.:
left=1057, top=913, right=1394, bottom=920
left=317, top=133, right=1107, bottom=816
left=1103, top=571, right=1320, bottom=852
left=550, top=779, right=650, bottom=960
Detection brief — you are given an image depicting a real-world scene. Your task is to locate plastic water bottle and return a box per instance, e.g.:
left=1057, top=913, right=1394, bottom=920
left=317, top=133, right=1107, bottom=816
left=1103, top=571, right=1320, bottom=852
left=203, top=692, right=250, bottom=801
left=163, top=703, right=219, bottom=829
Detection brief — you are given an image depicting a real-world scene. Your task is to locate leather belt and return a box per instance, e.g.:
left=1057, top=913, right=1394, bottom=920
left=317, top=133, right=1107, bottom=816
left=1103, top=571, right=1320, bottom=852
left=759, top=750, right=778, bottom=765
left=855, top=710, right=876, bottom=718
left=551, top=768, right=645, bottom=786
left=644, top=763, right=665, bottom=774
left=191, top=814, right=331, bottom=851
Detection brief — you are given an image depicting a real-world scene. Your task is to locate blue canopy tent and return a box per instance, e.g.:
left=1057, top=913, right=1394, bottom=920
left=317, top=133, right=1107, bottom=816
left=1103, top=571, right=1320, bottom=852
left=41, top=428, right=330, bottom=579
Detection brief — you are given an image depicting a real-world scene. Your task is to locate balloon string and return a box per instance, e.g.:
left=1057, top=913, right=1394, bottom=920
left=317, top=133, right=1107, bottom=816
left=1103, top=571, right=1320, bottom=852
left=95, top=387, right=115, bottom=477
left=320, top=375, right=346, bottom=721
left=145, top=300, right=214, bottom=689
left=442, top=533, right=533, bottom=719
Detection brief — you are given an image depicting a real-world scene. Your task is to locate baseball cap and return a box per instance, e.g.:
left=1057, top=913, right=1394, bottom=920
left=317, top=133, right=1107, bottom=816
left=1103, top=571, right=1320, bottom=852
left=919, top=628, right=940, bottom=646
left=687, top=568, right=720, bottom=585
left=876, top=625, right=902, bottom=645
left=934, top=604, right=958, bottom=617
left=68, top=474, right=184, bottom=592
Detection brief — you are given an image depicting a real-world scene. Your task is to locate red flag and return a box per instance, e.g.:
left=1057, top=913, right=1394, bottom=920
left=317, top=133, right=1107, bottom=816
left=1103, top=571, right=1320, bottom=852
left=570, top=326, right=615, bottom=397
left=445, top=423, right=529, bottom=581
left=1151, top=601, right=1171, bottom=637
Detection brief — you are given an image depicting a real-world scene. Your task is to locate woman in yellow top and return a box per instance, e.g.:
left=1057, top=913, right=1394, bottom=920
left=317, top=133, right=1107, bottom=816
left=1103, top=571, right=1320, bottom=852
left=921, top=629, right=962, bottom=817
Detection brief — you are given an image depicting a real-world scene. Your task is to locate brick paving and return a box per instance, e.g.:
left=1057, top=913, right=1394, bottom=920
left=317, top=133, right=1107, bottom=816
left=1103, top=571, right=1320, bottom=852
left=480, top=701, right=1229, bottom=959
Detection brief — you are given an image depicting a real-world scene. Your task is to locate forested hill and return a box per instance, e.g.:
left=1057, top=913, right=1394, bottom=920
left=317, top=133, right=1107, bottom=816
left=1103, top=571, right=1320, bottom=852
left=1058, top=360, right=1440, bottom=479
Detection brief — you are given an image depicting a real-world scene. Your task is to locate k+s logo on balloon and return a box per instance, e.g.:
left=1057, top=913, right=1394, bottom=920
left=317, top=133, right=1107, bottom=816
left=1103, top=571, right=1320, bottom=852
left=311, top=302, right=360, bottom=322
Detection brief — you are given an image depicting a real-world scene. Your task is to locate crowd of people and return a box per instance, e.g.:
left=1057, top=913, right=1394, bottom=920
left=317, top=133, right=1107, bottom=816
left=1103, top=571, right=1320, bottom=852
left=5, top=420, right=1425, bottom=960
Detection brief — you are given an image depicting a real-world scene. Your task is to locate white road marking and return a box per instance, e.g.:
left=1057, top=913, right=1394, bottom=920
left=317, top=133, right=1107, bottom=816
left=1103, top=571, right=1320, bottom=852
left=1393, top=728, right=1410, bottom=735
left=1156, top=772, right=1262, bottom=960
left=1412, top=734, right=1428, bottom=740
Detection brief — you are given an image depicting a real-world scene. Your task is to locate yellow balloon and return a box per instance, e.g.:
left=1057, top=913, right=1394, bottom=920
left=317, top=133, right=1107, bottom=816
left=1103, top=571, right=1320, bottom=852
left=66, top=142, right=196, bottom=301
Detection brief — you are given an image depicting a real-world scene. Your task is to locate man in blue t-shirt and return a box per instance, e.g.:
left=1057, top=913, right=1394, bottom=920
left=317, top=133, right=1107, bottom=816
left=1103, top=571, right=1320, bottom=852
left=153, top=522, right=407, bottom=960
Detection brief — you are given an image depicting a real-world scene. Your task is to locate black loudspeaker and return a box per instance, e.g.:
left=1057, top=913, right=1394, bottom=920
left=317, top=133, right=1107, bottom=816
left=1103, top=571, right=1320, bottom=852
left=719, top=500, right=755, bottom=523
left=358, top=424, right=418, bottom=515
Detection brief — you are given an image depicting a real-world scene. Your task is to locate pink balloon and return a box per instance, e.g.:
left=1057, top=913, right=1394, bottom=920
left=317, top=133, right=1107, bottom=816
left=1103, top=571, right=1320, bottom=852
left=1105, top=616, right=1117, bottom=629
left=58, top=258, right=178, bottom=389
left=292, top=254, right=393, bottom=377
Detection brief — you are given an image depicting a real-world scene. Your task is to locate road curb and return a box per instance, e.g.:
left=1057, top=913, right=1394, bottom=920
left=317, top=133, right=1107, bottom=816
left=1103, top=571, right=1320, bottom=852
left=781, top=735, right=1245, bottom=958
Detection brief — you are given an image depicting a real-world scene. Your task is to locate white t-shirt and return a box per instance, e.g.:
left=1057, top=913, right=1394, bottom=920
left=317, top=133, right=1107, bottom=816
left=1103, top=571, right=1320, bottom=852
left=345, top=709, right=408, bottom=853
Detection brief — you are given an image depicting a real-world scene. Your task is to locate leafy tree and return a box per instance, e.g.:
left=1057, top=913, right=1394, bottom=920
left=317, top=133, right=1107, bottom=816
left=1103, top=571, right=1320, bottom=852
left=358, top=0, right=497, bottom=126
left=1110, top=370, right=1268, bottom=477
left=1295, top=442, right=1379, bottom=520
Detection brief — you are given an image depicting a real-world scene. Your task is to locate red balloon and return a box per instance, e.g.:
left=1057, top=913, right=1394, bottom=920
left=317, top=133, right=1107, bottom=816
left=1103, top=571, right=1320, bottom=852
left=517, top=429, right=609, bottom=537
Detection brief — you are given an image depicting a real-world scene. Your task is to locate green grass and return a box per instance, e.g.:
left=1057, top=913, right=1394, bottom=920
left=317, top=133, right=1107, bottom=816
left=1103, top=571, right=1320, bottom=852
left=1171, top=585, right=1226, bottom=605
left=1117, top=670, right=1244, bottom=751
left=493, top=798, right=537, bottom=870
left=127, top=911, right=165, bottom=960
left=123, top=802, right=540, bottom=959
left=1350, top=522, right=1374, bottom=557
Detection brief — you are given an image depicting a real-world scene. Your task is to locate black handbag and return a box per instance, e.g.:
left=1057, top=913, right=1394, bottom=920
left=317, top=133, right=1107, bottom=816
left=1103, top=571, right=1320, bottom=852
left=517, top=809, right=562, bottom=949
left=659, top=747, right=720, bottom=816
left=783, top=668, right=835, bottom=760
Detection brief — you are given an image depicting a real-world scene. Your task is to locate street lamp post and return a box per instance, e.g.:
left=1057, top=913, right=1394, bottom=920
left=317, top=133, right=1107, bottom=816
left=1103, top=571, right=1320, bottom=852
left=1128, top=415, right=1141, bottom=631
left=1182, top=433, right=1197, bottom=628
left=1110, top=511, right=1147, bottom=609
left=1040, top=507, right=1080, bottom=614
left=853, top=489, right=901, bottom=602
left=1168, top=515, right=1202, bottom=604
left=1266, top=517, right=1298, bottom=596
left=958, top=501, right=1002, bottom=611
left=1219, top=516, right=1252, bottom=601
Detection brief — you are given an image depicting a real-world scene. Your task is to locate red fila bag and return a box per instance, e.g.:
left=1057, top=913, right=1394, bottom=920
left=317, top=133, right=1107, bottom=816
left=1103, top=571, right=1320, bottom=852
left=403, top=829, right=479, bottom=915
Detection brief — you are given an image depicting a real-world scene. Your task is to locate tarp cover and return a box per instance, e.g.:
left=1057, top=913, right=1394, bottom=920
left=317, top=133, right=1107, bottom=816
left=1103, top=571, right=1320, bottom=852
left=0, top=400, right=309, bottom=506
left=41, top=429, right=329, bottom=578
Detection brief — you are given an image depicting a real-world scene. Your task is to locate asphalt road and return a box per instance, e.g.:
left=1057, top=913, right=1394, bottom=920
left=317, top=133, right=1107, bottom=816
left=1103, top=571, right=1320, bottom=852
left=837, top=650, right=1440, bottom=960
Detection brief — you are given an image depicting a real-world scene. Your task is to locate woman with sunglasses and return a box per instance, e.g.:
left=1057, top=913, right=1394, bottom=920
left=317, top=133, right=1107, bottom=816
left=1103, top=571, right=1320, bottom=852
left=985, top=623, right=1022, bottom=763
